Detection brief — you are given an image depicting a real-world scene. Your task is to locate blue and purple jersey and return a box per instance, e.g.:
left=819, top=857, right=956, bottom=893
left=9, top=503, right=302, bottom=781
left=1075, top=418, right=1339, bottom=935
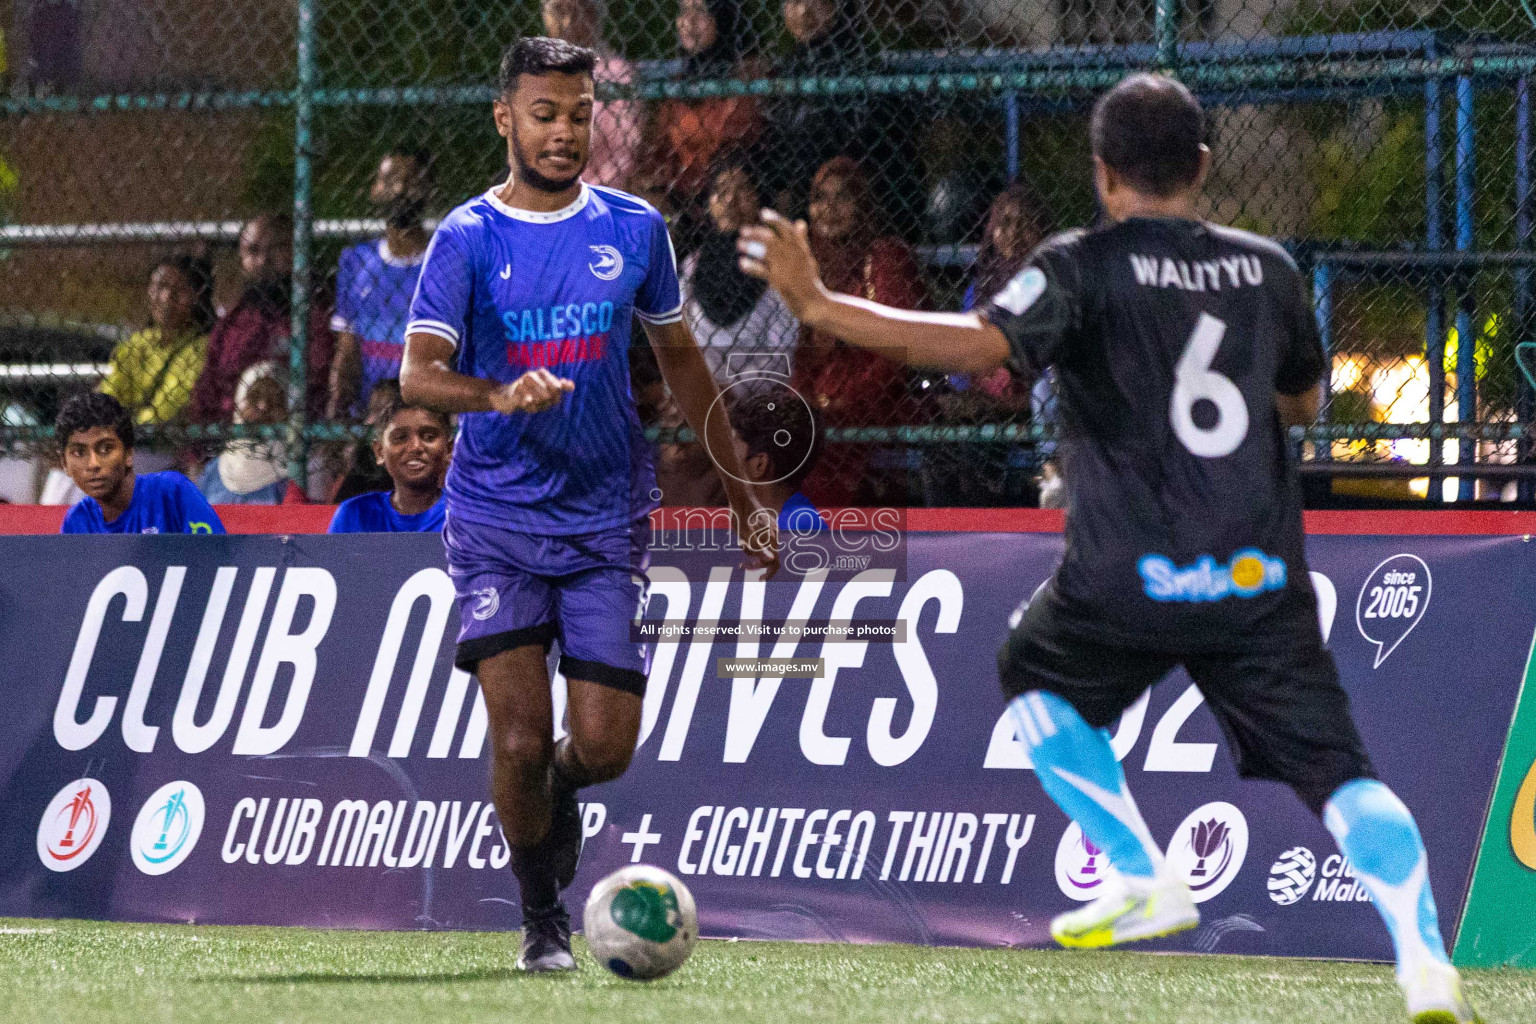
left=333, top=238, right=426, bottom=411
left=407, top=183, right=679, bottom=535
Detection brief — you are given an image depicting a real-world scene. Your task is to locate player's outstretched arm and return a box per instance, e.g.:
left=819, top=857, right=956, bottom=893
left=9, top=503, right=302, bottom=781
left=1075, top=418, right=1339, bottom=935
left=402, top=333, right=573, bottom=415
left=738, top=210, right=1010, bottom=374
left=644, top=319, right=780, bottom=581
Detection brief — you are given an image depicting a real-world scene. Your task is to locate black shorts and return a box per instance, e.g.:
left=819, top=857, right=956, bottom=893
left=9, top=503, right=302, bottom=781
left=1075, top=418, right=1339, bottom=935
left=997, top=587, right=1374, bottom=812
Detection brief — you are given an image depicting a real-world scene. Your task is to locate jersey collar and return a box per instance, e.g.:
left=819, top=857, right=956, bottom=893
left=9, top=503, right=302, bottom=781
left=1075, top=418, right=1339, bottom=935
left=482, top=180, right=591, bottom=224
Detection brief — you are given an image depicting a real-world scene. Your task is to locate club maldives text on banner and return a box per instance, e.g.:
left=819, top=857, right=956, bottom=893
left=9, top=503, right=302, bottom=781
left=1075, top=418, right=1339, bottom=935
left=0, top=531, right=1530, bottom=960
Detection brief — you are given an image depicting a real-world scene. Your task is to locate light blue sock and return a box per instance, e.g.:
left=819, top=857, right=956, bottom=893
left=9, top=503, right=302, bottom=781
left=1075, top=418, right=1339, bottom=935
left=1323, top=778, right=1450, bottom=970
left=1012, top=690, right=1164, bottom=881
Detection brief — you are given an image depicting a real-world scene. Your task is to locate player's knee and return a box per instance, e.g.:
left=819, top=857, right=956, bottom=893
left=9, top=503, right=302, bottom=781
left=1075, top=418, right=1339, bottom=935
left=495, top=727, right=552, bottom=778
left=571, top=732, right=634, bottom=784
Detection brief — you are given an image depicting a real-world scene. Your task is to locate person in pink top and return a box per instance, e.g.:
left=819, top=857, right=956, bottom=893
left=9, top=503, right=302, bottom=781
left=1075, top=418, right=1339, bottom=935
left=541, top=0, right=642, bottom=188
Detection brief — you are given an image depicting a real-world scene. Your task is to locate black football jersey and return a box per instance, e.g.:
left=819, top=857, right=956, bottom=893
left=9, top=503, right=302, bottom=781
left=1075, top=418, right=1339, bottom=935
left=982, top=217, right=1326, bottom=649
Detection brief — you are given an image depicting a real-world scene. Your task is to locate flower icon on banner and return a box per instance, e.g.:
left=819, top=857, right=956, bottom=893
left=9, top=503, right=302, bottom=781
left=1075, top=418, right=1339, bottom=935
left=1190, top=818, right=1231, bottom=878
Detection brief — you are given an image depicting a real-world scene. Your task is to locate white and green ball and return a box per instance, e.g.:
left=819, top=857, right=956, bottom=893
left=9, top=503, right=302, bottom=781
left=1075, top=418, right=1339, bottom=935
left=583, top=864, right=698, bottom=980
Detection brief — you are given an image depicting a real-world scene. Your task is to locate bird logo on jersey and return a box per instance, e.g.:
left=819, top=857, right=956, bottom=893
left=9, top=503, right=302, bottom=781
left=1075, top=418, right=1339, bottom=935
left=470, top=587, right=500, bottom=622
left=588, top=245, right=623, bottom=281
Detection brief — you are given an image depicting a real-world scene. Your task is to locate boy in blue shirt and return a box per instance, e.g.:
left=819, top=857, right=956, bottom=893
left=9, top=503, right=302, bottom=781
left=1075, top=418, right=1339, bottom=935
left=328, top=387, right=450, bottom=533
left=58, top=392, right=225, bottom=535
left=728, top=382, right=824, bottom=533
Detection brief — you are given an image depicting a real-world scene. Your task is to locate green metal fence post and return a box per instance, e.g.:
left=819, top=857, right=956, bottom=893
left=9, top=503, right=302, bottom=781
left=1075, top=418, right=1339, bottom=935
left=288, top=0, right=317, bottom=489
left=1155, top=0, right=1181, bottom=68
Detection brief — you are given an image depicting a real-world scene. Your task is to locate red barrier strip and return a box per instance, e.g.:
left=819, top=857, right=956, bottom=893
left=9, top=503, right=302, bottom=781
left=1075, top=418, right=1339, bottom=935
left=2, top=505, right=1532, bottom=537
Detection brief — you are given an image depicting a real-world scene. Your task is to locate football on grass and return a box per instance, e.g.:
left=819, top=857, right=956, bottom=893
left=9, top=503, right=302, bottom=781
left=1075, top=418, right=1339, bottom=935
left=583, top=864, right=697, bottom=980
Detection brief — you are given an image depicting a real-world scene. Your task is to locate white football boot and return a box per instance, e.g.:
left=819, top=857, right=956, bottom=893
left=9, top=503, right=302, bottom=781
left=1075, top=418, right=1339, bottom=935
left=1050, top=871, right=1200, bottom=949
left=1401, top=959, right=1484, bottom=1023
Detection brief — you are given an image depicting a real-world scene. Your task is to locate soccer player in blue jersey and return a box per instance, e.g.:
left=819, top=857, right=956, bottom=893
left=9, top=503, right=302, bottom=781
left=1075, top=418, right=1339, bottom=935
left=57, top=392, right=225, bottom=535
left=401, top=37, right=778, bottom=972
left=741, top=73, right=1482, bottom=1024
left=327, top=389, right=449, bottom=533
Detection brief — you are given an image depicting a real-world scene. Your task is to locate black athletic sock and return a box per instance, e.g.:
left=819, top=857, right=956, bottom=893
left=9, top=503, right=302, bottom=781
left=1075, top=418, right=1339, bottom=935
left=510, top=841, right=560, bottom=912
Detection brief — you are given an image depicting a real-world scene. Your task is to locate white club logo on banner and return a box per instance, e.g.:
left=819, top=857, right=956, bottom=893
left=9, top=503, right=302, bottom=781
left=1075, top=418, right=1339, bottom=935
left=37, top=778, right=111, bottom=873
left=1164, top=801, right=1249, bottom=903
left=131, top=781, right=206, bottom=876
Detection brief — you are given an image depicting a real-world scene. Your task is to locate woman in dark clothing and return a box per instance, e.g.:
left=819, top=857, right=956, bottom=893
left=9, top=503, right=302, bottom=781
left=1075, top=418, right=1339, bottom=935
left=641, top=0, right=763, bottom=254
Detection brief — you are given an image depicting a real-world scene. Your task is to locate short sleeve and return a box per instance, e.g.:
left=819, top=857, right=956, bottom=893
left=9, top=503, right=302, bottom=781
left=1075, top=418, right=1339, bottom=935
left=407, top=219, right=475, bottom=348
left=176, top=475, right=226, bottom=534
left=978, top=238, right=1082, bottom=378
left=1275, top=266, right=1326, bottom=396
left=332, top=247, right=358, bottom=333
left=634, top=210, right=683, bottom=325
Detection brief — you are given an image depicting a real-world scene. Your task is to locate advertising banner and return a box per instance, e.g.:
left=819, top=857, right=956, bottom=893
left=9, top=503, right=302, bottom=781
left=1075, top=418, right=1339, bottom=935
left=1452, top=638, right=1536, bottom=968
left=0, top=530, right=1530, bottom=960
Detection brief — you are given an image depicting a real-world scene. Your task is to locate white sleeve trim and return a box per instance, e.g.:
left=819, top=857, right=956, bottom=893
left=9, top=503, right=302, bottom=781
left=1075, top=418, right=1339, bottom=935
left=330, top=314, right=352, bottom=332
left=406, top=319, right=460, bottom=348
left=635, top=306, right=684, bottom=325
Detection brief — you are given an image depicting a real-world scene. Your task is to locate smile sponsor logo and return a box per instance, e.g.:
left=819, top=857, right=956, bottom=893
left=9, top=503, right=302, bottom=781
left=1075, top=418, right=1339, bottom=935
left=1138, top=549, right=1287, bottom=603
left=1055, top=821, right=1112, bottom=901
left=37, top=778, right=111, bottom=872
left=588, top=245, right=623, bottom=281
left=131, top=781, right=206, bottom=876
left=1164, top=801, right=1248, bottom=903
left=1356, top=553, right=1431, bottom=668
left=1511, top=753, right=1536, bottom=870
left=1267, top=846, right=1317, bottom=905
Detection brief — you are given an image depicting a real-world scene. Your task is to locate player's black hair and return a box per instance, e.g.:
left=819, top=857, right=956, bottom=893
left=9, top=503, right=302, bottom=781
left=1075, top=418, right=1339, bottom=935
left=1090, top=73, right=1206, bottom=197
left=498, top=36, right=597, bottom=96
left=369, top=379, right=451, bottom=437
left=56, top=391, right=134, bottom=452
left=728, top=383, right=820, bottom=490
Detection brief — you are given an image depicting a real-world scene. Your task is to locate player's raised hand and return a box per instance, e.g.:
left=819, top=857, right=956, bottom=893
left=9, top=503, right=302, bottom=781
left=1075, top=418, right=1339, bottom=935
left=492, top=369, right=574, bottom=415
left=737, top=210, right=827, bottom=322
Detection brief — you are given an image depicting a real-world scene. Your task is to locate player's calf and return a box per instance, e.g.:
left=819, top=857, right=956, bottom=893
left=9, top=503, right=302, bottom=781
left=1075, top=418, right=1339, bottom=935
left=1322, top=778, right=1483, bottom=1023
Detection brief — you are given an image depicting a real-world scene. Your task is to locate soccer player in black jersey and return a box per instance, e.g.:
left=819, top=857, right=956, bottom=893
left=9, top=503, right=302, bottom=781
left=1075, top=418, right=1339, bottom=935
left=739, top=73, right=1481, bottom=1024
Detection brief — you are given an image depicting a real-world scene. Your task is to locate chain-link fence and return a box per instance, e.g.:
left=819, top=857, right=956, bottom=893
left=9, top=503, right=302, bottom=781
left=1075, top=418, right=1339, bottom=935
left=3, top=0, right=1536, bottom=507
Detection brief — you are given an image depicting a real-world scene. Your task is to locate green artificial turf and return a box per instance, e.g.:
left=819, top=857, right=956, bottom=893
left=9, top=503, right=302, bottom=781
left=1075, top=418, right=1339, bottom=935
left=1, top=916, right=1534, bottom=1023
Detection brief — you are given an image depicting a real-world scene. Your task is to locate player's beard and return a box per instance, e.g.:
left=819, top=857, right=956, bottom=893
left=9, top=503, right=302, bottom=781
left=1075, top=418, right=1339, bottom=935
left=510, top=124, right=587, bottom=193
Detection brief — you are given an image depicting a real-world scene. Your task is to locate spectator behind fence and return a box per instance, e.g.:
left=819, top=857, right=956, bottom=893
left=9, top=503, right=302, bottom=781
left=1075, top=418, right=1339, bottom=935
left=792, top=155, right=928, bottom=507
left=99, top=255, right=215, bottom=425
left=682, top=151, right=799, bottom=385
left=728, top=382, right=824, bottom=532
left=542, top=0, right=642, bottom=188
left=198, top=361, right=303, bottom=505
left=328, top=392, right=450, bottom=533
left=57, top=392, right=225, bottom=535
left=760, top=0, right=866, bottom=217
left=922, top=182, right=1048, bottom=506
left=188, top=212, right=335, bottom=425
left=329, top=379, right=406, bottom=502
left=328, top=150, right=434, bottom=419
left=641, top=0, right=761, bottom=246
left=959, top=182, right=1049, bottom=399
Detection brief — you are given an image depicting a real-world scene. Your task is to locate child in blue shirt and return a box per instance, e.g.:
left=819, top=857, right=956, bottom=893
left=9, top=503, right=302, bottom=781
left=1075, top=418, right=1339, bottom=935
left=58, top=392, right=225, bottom=535
left=328, top=385, right=450, bottom=533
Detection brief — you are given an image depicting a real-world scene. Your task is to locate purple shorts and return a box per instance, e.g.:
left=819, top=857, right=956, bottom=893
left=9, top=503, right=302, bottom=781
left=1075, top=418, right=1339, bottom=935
left=444, top=512, right=651, bottom=695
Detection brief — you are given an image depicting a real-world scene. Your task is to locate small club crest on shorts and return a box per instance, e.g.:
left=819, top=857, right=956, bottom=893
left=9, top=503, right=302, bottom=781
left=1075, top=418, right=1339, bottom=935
left=470, top=586, right=500, bottom=621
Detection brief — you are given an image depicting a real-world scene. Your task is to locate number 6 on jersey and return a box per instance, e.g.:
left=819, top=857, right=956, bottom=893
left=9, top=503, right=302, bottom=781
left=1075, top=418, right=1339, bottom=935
left=1171, top=313, right=1249, bottom=458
